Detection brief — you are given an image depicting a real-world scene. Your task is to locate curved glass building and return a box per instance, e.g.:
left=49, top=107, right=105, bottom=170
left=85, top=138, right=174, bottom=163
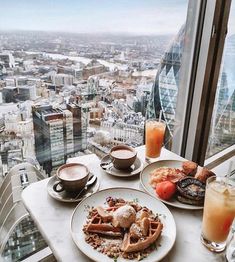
left=146, top=25, right=185, bottom=147
left=147, top=25, right=235, bottom=154
left=207, top=34, right=235, bottom=156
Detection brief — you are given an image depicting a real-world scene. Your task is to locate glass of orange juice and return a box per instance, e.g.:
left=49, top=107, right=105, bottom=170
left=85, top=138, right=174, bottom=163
left=145, top=119, right=166, bottom=162
left=201, top=176, right=235, bottom=252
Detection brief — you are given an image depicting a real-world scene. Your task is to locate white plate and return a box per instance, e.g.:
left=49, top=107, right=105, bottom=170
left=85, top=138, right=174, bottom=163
left=71, top=187, right=176, bottom=262
left=140, top=160, right=204, bottom=210
left=100, top=155, right=143, bottom=177
left=47, top=175, right=99, bottom=203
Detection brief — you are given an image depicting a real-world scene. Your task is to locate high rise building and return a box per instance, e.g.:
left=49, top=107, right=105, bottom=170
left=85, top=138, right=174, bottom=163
left=66, top=103, right=83, bottom=152
left=146, top=26, right=235, bottom=154
left=0, top=163, right=47, bottom=261
left=0, top=52, right=15, bottom=68
left=33, top=105, right=65, bottom=174
left=32, top=103, right=84, bottom=174
left=146, top=25, right=184, bottom=138
left=63, top=109, right=74, bottom=155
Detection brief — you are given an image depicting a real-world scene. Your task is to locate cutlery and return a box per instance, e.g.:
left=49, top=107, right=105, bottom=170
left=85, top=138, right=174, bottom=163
left=74, top=174, right=97, bottom=199
left=100, top=160, right=113, bottom=169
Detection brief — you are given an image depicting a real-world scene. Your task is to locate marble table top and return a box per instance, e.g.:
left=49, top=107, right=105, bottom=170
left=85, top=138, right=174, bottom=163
left=21, top=146, right=226, bottom=262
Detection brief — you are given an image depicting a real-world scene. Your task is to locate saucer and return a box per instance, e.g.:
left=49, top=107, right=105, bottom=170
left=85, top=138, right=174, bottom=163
left=100, top=155, right=143, bottom=177
left=47, top=174, right=99, bottom=203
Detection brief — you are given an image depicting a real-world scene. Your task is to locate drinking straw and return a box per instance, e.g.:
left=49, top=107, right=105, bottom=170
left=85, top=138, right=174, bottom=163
left=159, top=110, right=162, bottom=122
left=227, top=160, right=233, bottom=177
left=225, top=160, right=234, bottom=188
left=226, top=160, right=235, bottom=178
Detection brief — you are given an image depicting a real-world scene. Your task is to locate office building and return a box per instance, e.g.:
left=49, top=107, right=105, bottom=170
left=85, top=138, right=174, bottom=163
left=82, top=60, right=108, bottom=80
left=146, top=25, right=184, bottom=137
left=32, top=103, right=84, bottom=174
left=0, top=52, right=15, bottom=68
left=4, top=112, right=20, bottom=133
left=0, top=163, right=47, bottom=261
left=2, top=86, right=18, bottom=103
left=16, top=76, right=28, bottom=86
left=66, top=103, right=84, bottom=152
left=32, top=105, right=65, bottom=174
left=5, top=78, right=16, bottom=86
left=18, top=85, right=37, bottom=101
left=146, top=26, right=235, bottom=154
left=51, top=73, right=74, bottom=86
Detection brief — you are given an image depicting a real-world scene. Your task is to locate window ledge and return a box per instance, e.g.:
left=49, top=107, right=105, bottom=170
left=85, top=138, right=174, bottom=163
left=205, top=144, right=235, bottom=170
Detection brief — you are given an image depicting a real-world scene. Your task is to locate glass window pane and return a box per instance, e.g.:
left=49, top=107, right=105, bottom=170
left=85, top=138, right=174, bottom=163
left=0, top=1, right=189, bottom=260
left=206, top=1, right=235, bottom=158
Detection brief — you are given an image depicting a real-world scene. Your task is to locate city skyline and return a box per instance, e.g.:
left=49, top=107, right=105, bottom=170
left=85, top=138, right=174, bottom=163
left=0, top=0, right=188, bottom=35
left=0, top=1, right=234, bottom=261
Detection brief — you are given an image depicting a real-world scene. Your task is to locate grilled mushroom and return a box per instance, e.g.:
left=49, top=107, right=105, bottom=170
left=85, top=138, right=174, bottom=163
left=177, top=195, right=204, bottom=206
left=177, top=177, right=205, bottom=201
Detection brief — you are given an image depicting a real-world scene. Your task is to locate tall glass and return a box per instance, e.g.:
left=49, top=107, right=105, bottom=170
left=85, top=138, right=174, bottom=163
left=201, top=176, right=235, bottom=252
left=145, top=119, right=166, bottom=162
left=226, top=226, right=235, bottom=262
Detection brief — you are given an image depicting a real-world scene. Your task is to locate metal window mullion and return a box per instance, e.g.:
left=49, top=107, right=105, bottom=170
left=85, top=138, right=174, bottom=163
left=184, top=0, right=216, bottom=161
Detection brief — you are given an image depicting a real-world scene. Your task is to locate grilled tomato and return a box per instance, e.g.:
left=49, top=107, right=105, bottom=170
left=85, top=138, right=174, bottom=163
left=155, top=181, right=176, bottom=200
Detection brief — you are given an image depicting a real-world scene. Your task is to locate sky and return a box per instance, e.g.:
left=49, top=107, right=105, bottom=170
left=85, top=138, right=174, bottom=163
left=228, top=0, right=235, bottom=36
left=0, top=0, right=188, bottom=35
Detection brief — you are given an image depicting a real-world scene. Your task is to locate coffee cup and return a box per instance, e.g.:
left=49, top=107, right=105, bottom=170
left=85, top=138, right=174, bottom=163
left=110, top=145, right=137, bottom=170
left=53, top=163, right=89, bottom=193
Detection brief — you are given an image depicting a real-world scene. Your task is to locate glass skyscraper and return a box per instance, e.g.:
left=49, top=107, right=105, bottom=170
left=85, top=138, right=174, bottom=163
left=147, top=25, right=235, bottom=156
left=146, top=25, right=185, bottom=148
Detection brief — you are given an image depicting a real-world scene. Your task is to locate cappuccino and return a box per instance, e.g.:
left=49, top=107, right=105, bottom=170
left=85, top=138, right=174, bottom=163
left=110, top=145, right=137, bottom=170
left=111, top=149, right=135, bottom=159
left=59, top=165, right=87, bottom=181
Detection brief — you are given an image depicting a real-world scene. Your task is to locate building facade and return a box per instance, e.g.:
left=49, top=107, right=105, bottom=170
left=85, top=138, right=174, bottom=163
left=146, top=26, right=235, bottom=154
left=32, top=103, right=84, bottom=174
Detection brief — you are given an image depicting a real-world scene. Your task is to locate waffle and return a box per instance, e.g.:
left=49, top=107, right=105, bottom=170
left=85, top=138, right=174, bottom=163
left=121, top=219, right=163, bottom=253
left=84, top=197, right=164, bottom=260
left=86, top=209, right=122, bottom=237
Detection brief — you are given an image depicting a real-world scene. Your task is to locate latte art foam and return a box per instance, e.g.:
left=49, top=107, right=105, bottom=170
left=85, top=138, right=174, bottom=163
left=111, top=149, right=135, bottom=159
left=59, top=165, right=87, bottom=181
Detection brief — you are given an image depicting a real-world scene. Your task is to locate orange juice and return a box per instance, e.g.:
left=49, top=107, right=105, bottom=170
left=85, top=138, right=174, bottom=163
left=145, top=119, right=166, bottom=159
left=201, top=177, right=235, bottom=252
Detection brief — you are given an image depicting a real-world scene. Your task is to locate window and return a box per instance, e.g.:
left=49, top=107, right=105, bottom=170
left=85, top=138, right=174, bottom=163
left=0, top=1, right=189, bottom=177
left=0, top=1, right=190, bottom=260
left=206, top=0, right=235, bottom=158
left=0, top=0, right=233, bottom=260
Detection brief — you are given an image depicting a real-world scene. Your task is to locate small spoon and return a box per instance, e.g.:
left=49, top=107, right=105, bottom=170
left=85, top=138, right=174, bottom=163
left=74, top=175, right=97, bottom=199
left=100, top=160, right=113, bottom=170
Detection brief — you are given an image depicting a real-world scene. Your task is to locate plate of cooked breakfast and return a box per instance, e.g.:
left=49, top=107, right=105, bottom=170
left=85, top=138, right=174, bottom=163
left=140, top=160, right=216, bottom=210
left=70, top=187, right=176, bottom=262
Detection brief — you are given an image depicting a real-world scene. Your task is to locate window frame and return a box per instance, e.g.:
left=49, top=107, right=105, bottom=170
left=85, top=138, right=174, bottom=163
left=172, top=0, right=233, bottom=166
left=190, top=0, right=232, bottom=166
left=172, top=0, right=209, bottom=156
